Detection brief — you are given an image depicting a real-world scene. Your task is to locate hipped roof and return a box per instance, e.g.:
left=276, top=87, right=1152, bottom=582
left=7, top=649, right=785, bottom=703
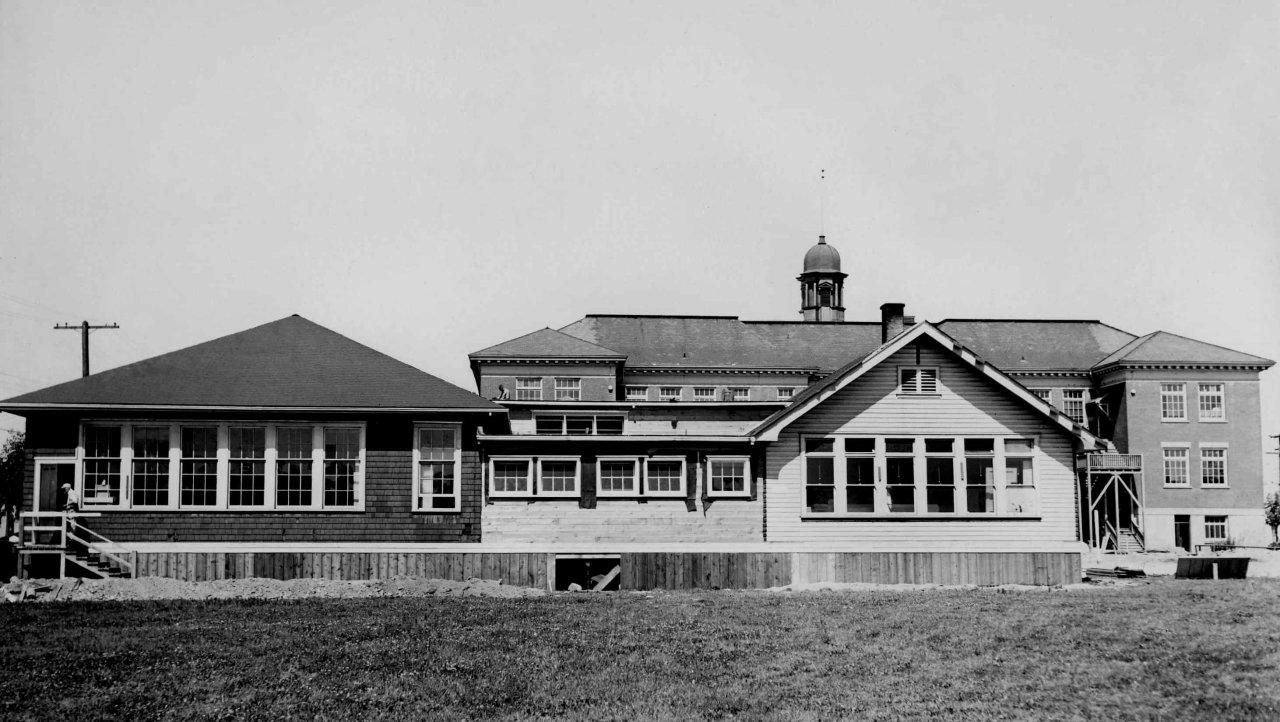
left=2, top=315, right=500, bottom=411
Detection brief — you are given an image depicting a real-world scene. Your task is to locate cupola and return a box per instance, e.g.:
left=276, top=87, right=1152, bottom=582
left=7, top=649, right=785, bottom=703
left=797, top=235, right=847, bottom=322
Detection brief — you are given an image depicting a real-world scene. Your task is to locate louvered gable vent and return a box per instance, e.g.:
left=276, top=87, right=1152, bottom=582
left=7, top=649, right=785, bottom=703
left=899, top=367, right=938, bottom=395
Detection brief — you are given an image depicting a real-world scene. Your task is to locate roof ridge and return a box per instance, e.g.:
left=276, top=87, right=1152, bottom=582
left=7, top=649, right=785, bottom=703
left=940, top=318, right=1105, bottom=324
left=582, top=314, right=740, bottom=320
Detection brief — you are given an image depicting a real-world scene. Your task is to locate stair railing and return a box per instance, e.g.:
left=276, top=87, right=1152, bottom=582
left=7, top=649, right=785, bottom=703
left=65, top=516, right=135, bottom=578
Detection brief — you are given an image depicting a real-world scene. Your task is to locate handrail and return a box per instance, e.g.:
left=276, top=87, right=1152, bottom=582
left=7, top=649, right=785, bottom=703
left=65, top=531, right=135, bottom=575
left=66, top=517, right=135, bottom=576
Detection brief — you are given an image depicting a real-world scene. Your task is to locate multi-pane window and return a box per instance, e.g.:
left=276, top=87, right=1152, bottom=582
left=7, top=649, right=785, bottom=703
left=777, top=387, right=796, bottom=401
left=597, top=458, right=639, bottom=496
left=538, top=459, right=579, bottom=496
left=131, top=426, right=170, bottom=507
left=1030, top=388, right=1051, bottom=402
left=490, top=458, right=533, bottom=497
left=645, top=458, right=685, bottom=496
left=845, top=438, right=876, bottom=513
left=1163, top=447, right=1189, bottom=486
left=708, top=457, right=750, bottom=497
left=228, top=426, right=266, bottom=507
left=534, top=414, right=623, bottom=435
left=1061, top=390, right=1086, bottom=424
left=82, top=425, right=122, bottom=506
left=554, top=378, right=581, bottom=401
left=1003, top=439, right=1036, bottom=514
left=659, top=387, right=681, bottom=401
left=804, top=438, right=835, bottom=513
left=730, top=388, right=749, bottom=402
left=804, top=436, right=1036, bottom=517
left=180, top=427, right=219, bottom=507
left=324, top=428, right=361, bottom=507
left=515, top=377, right=542, bottom=401
left=1160, top=383, right=1187, bottom=421
left=416, top=426, right=459, bottom=511
left=625, top=386, right=648, bottom=401
left=899, top=367, right=938, bottom=395
left=964, top=438, right=995, bottom=513
left=78, top=422, right=366, bottom=511
left=1200, top=448, right=1227, bottom=486
left=693, top=387, right=715, bottom=401
left=1204, top=515, right=1228, bottom=541
left=885, top=438, right=916, bottom=513
left=1198, top=383, right=1225, bottom=421
left=275, top=427, right=314, bottom=507
left=925, top=438, right=956, bottom=514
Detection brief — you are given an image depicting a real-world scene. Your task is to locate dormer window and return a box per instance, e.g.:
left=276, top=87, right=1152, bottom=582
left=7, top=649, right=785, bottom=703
left=899, top=367, right=938, bottom=395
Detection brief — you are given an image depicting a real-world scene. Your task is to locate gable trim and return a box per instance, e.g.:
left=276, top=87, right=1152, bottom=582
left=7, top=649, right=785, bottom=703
left=748, top=322, right=1107, bottom=450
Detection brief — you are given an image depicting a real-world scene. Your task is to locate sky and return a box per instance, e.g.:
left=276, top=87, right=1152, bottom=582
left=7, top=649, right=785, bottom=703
left=1, top=1, right=1277, bottom=484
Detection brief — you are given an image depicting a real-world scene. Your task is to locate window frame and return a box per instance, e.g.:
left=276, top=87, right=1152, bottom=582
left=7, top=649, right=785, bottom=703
left=1162, top=444, right=1191, bottom=487
left=898, top=367, right=939, bottom=396
left=488, top=456, right=535, bottom=498
left=1199, top=445, right=1228, bottom=487
left=658, top=386, right=682, bottom=401
left=554, top=377, right=581, bottom=401
left=515, top=377, right=543, bottom=401
left=625, top=386, right=648, bottom=401
left=80, top=424, right=125, bottom=509
left=644, top=456, right=687, bottom=497
left=1160, top=382, right=1187, bottom=422
left=692, top=387, right=715, bottom=402
left=777, top=387, right=796, bottom=401
left=76, top=421, right=366, bottom=512
left=1197, top=383, right=1226, bottom=422
left=1203, top=515, right=1228, bottom=542
left=595, top=456, right=641, bottom=497
left=1060, top=389, right=1087, bottom=425
left=706, top=456, right=752, bottom=498
left=536, top=456, right=581, bottom=498
left=413, top=423, right=460, bottom=513
left=532, top=413, right=625, bottom=436
left=729, top=387, right=749, bottom=402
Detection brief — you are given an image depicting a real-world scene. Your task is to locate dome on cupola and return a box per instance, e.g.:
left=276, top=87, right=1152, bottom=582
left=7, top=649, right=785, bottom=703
left=802, top=235, right=841, bottom=273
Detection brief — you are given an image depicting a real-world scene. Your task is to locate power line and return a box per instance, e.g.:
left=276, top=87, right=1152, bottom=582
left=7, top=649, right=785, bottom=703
left=54, top=321, right=120, bottom=377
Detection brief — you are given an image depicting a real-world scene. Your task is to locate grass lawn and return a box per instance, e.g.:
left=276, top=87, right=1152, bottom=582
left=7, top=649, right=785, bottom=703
left=3, top=579, right=1279, bottom=721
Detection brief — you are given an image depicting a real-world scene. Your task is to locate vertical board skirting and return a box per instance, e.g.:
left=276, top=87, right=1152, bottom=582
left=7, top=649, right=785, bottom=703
left=131, top=551, right=1078, bottom=588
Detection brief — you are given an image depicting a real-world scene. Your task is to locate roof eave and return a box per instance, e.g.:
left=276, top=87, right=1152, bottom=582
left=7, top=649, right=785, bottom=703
left=0, top=403, right=506, bottom=414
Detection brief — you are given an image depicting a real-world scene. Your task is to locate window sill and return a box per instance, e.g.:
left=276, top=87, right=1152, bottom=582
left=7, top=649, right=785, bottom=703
left=413, top=508, right=462, bottom=514
left=1160, top=419, right=1189, bottom=423
left=801, top=514, right=1042, bottom=522
left=1163, top=484, right=1191, bottom=489
left=1198, top=418, right=1227, bottom=423
left=1200, top=485, right=1229, bottom=489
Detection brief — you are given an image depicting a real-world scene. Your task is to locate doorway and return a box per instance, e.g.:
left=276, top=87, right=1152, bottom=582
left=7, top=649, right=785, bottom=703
left=35, top=459, right=76, bottom=511
left=1174, top=515, right=1191, bottom=552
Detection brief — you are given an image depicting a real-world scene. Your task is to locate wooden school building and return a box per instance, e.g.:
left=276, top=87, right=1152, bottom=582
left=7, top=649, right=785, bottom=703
left=3, top=237, right=1272, bottom=588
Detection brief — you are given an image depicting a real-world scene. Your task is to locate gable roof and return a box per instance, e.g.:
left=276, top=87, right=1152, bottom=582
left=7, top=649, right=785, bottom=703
left=469, top=327, right=625, bottom=360
left=749, top=322, right=1108, bottom=449
left=558, top=315, right=884, bottom=373
left=937, top=320, right=1136, bottom=371
left=1093, top=330, right=1274, bottom=369
left=1, top=315, right=500, bottom=411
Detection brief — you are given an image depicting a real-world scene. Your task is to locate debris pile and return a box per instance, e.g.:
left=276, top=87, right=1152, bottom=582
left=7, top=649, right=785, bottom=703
left=1084, top=567, right=1147, bottom=579
left=3, top=575, right=546, bottom=602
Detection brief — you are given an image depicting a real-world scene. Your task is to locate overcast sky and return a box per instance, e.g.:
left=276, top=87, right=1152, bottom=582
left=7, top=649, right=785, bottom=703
left=1, top=1, right=1277, bottom=483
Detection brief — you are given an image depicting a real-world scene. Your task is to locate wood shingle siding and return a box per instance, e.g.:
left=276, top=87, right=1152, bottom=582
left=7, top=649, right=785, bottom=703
left=765, top=340, right=1081, bottom=546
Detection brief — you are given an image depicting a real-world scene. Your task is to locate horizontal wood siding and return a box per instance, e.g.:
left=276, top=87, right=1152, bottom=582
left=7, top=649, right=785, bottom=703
left=766, top=340, right=1080, bottom=546
left=790, top=552, right=1080, bottom=586
left=134, top=552, right=549, bottom=588
left=483, top=450, right=762, bottom=544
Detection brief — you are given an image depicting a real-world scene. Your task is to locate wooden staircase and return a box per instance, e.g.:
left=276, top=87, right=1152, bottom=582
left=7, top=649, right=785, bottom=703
left=1117, top=529, right=1145, bottom=554
left=19, top=512, right=135, bottom=580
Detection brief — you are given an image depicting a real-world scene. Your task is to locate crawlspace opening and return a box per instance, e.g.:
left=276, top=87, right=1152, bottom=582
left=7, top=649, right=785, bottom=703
left=555, top=555, right=621, bottom=591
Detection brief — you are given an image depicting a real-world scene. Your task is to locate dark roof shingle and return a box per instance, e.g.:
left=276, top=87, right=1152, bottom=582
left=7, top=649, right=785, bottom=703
left=937, top=320, right=1136, bottom=370
left=470, top=327, right=625, bottom=359
left=1094, top=331, right=1274, bottom=368
left=2, top=315, right=499, bottom=410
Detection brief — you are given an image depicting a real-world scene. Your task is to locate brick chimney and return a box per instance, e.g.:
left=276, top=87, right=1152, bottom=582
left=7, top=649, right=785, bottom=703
left=881, top=302, right=907, bottom=342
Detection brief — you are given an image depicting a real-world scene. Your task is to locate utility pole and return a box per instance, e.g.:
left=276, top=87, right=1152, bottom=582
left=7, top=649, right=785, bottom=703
left=54, top=321, right=119, bottom=377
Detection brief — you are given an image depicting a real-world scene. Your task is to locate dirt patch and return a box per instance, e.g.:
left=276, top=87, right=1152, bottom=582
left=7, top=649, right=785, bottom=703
left=8, top=575, right=546, bottom=602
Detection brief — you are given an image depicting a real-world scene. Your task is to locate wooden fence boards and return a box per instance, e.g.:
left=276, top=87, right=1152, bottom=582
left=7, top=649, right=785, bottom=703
left=128, top=550, right=1076, bottom=588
